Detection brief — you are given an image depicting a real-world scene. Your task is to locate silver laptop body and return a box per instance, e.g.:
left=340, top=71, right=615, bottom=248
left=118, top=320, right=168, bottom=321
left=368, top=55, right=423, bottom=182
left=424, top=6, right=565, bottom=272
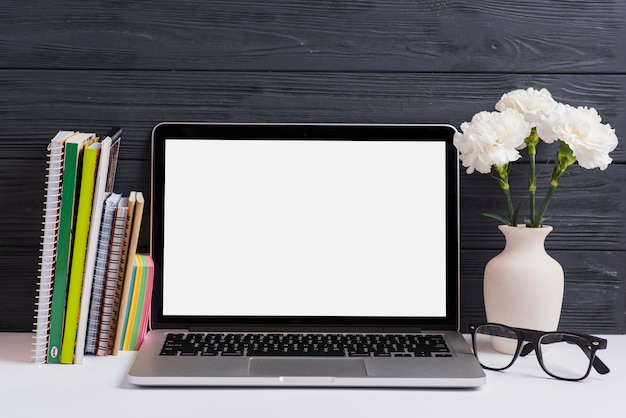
left=128, top=123, right=486, bottom=388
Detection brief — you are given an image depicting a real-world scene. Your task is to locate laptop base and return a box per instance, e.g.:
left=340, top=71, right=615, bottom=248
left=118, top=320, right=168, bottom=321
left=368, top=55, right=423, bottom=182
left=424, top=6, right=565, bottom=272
left=129, top=330, right=485, bottom=387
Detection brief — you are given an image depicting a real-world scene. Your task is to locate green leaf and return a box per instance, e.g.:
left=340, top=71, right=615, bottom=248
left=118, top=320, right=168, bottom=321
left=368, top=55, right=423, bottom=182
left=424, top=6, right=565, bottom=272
left=512, top=202, right=523, bottom=225
left=481, top=212, right=513, bottom=226
left=530, top=215, right=552, bottom=228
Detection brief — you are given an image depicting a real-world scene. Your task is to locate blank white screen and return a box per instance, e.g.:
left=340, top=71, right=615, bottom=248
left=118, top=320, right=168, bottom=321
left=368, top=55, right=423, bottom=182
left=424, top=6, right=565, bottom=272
left=163, top=139, right=448, bottom=317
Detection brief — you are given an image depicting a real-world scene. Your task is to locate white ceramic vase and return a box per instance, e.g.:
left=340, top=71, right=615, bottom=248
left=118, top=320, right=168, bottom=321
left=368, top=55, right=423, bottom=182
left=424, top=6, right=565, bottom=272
left=483, top=225, right=564, bottom=354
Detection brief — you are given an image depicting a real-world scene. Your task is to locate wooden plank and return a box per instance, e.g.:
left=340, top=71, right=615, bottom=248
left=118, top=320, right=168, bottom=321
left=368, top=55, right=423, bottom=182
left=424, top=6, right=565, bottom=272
left=460, top=165, right=626, bottom=251
left=460, top=250, right=626, bottom=333
left=0, top=71, right=625, bottom=161
left=1, top=1, right=624, bottom=72
left=0, top=248, right=39, bottom=331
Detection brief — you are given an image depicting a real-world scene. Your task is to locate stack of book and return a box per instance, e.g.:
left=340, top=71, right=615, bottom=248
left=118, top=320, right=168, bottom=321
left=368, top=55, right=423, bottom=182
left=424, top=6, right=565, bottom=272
left=31, top=129, right=154, bottom=365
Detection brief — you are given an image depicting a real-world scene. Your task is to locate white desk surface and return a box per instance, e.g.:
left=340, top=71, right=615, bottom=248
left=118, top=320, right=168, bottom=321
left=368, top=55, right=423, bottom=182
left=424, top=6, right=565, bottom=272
left=1, top=332, right=624, bottom=418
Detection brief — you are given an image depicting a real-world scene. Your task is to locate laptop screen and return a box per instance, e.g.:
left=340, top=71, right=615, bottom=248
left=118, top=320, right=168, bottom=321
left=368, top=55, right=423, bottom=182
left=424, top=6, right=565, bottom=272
left=151, top=124, right=459, bottom=331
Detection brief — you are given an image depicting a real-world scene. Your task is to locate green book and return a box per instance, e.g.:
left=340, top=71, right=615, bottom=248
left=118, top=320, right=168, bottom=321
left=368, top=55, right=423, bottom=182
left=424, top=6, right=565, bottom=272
left=32, top=130, right=74, bottom=364
left=60, top=141, right=101, bottom=364
left=47, top=133, right=95, bottom=363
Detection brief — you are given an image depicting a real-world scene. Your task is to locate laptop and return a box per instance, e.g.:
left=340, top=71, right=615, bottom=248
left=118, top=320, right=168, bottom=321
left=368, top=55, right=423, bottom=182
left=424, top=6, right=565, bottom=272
left=127, top=123, right=486, bottom=388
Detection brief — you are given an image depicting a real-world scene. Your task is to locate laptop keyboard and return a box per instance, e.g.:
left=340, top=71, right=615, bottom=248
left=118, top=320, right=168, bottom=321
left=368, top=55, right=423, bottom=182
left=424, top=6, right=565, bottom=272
left=159, top=333, right=452, bottom=358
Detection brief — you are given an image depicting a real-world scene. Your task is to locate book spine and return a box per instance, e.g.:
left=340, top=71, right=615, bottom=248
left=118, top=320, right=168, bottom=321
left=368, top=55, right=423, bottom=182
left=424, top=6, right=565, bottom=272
left=107, top=192, right=135, bottom=354
left=31, top=132, right=69, bottom=363
left=113, top=192, right=144, bottom=354
left=60, top=142, right=101, bottom=364
left=135, top=254, right=154, bottom=350
left=96, top=200, right=128, bottom=355
left=85, top=193, right=120, bottom=354
left=47, top=134, right=91, bottom=363
left=128, top=254, right=147, bottom=350
left=117, top=261, right=138, bottom=351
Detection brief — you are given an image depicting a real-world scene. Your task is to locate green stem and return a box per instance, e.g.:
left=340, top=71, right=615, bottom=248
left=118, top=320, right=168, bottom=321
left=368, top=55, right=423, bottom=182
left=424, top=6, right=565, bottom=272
left=525, top=128, right=539, bottom=227
left=534, top=182, right=557, bottom=227
left=503, top=186, right=516, bottom=226
left=493, top=163, right=516, bottom=226
left=533, top=141, right=576, bottom=227
left=528, top=143, right=537, bottom=226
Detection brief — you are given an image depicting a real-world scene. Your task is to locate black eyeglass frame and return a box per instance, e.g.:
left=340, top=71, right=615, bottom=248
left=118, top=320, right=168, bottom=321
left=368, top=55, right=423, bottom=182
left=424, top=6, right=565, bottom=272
left=469, top=323, right=610, bottom=381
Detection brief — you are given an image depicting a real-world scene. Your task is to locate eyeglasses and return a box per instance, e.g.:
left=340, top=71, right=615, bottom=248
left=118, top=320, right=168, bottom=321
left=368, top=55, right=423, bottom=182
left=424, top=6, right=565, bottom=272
left=469, top=323, right=610, bottom=381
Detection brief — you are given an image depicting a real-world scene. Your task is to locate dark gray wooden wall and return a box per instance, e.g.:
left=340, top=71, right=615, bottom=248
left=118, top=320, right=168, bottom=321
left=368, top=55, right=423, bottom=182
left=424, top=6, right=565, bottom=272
left=1, top=0, right=624, bottom=333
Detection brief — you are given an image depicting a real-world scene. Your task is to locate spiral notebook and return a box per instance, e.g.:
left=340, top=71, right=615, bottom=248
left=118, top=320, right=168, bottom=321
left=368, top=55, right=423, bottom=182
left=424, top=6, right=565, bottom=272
left=31, top=131, right=76, bottom=363
left=128, top=123, right=486, bottom=387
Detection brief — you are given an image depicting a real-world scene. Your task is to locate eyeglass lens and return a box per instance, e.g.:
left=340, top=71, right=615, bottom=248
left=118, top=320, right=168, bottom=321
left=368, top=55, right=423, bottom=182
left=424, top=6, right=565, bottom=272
left=538, top=334, right=593, bottom=380
left=473, top=324, right=518, bottom=369
left=474, top=324, right=593, bottom=380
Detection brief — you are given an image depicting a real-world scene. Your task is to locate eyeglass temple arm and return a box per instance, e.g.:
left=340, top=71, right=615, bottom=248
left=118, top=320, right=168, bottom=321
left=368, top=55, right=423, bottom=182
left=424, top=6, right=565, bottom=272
left=590, top=354, right=610, bottom=375
left=578, top=342, right=610, bottom=374
left=520, top=342, right=610, bottom=375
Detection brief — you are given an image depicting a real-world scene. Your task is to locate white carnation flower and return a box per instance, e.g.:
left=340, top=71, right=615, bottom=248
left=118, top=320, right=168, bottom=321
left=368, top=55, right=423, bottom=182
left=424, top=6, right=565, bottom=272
left=455, top=87, right=619, bottom=227
left=535, top=102, right=569, bottom=144
left=495, top=87, right=558, bottom=126
left=453, top=109, right=532, bottom=174
left=537, top=104, right=618, bottom=170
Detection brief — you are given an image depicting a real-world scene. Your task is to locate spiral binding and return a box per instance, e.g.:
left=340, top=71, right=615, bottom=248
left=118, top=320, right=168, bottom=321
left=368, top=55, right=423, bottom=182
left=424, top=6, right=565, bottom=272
left=31, top=133, right=69, bottom=363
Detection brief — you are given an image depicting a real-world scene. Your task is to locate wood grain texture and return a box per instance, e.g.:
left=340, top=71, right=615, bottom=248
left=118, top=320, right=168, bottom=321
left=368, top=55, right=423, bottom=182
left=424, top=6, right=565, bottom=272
left=0, top=248, right=40, bottom=331
left=0, top=0, right=624, bottom=332
left=460, top=165, right=626, bottom=250
left=1, top=71, right=624, bottom=160
left=1, top=1, right=624, bottom=72
left=460, top=250, right=625, bottom=333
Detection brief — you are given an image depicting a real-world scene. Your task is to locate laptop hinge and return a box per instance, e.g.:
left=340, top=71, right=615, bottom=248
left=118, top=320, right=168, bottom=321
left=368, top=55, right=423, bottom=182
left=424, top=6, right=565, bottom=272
left=187, top=325, right=423, bottom=334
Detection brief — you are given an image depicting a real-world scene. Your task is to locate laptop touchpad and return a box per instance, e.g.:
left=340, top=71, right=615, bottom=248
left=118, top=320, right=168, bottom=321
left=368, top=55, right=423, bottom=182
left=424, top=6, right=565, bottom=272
left=248, top=358, right=367, bottom=377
